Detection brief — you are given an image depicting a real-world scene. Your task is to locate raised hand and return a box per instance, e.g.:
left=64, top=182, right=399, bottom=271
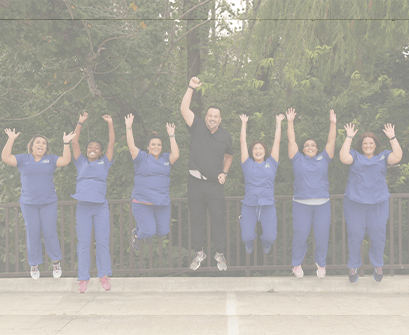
left=276, top=114, right=285, bottom=122
left=102, top=115, right=113, bottom=124
left=78, top=112, right=88, bottom=123
left=189, top=77, right=202, bottom=89
left=125, top=114, right=134, bottom=128
left=344, top=123, right=358, bottom=138
left=240, top=114, right=249, bottom=124
left=383, top=123, right=395, bottom=139
left=330, top=109, right=337, bottom=124
left=166, top=122, right=176, bottom=136
left=286, top=108, right=296, bottom=122
left=63, top=131, right=76, bottom=143
left=4, top=128, right=20, bottom=140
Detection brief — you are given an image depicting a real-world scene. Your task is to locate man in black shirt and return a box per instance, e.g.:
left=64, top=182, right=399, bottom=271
left=180, top=77, right=234, bottom=271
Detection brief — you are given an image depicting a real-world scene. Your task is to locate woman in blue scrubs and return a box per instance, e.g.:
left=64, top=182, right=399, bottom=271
left=239, top=113, right=285, bottom=255
left=1, top=128, right=76, bottom=280
left=125, top=113, right=179, bottom=250
left=340, top=123, right=402, bottom=283
left=71, top=112, right=115, bottom=293
left=287, top=108, right=336, bottom=279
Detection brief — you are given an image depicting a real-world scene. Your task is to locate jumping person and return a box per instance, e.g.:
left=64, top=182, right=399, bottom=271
left=181, top=77, right=234, bottom=271
left=1, top=128, right=76, bottom=279
left=340, top=123, right=402, bottom=283
left=287, top=108, right=336, bottom=279
left=71, top=112, right=115, bottom=293
left=125, top=114, right=179, bottom=250
left=239, top=113, right=284, bottom=255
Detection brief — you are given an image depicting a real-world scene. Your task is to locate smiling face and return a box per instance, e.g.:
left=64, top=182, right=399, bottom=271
left=30, top=137, right=48, bottom=158
left=205, top=108, right=221, bottom=133
left=362, top=137, right=376, bottom=157
left=303, top=140, right=318, bottom=158
left=252, top=143, right=266, bottom=163
left=147, top=138, right=162, bottom=158
left=86, top=142, right=102, bottom=161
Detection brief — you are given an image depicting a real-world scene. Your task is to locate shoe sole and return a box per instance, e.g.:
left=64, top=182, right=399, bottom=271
left=214, top=255, right=227, bottom=271
left=373, top=274, right=383, bottom=283
left=190, top=254, right=206, bottom=271
left=315, top=263, right=325, bottom=279
left=349, top=276, right=359, bottom=283
left=79, top=289, right=88, bottom=294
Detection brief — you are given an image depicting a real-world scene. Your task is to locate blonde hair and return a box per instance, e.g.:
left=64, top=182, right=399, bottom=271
left=27, top=135, right=50, bottom=155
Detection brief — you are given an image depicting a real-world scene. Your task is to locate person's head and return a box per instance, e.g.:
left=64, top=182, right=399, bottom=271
left=249, top=141, right=268, bottom=163
left=205, top=106, right=222, bottom=132
left=86, top=141, right=104, bottom=161
left=27, top=135, right=50, bottom=157
left=356, top=132, right=381, bottom=157
left=147, top=132, right=162, bottom=158
left=302, top=138, right=318, bottom=158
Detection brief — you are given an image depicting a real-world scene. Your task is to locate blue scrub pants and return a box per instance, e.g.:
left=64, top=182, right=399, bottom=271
left=76, top=201, right=112, bottom=281
left=20, top=202, right=62, bottom=266
left=343, top=197, right=389, bottom=269
left=291, top=201, right=331, bottom=267
left=131, top=202, right=171, bottom=239
left=240, top=203, right=277, bottom=249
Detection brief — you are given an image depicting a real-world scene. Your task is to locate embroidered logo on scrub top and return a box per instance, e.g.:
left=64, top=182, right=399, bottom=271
left=164, top=162, right=170, bottom=166
left=42, top=160, right=50, bottom=163
left=265, top=163, right=270, bottom=168
left=316, top=155, right=323, bottom=161
left=379, top=154, right=385, bottom=161
left=97, top=161, right=105, bottom=165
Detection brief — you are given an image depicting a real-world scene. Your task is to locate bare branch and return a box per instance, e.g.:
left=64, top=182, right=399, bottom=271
left=174, top=19, right=211, bottom=45
left=178, top=0, right=213, bottom=21
left=82, top=20, right=95, bottom=56
left=63, top=0, right=74, bottom=19
left=96, top=31, right=139, bottom=56
left=95, top=42, right=130, bottom=75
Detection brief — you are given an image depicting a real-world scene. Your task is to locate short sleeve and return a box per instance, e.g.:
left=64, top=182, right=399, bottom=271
left=189, top=115, right=200, bottom=132
left=74, top=153, right=86, bottom=169
left=163, top=152, right=176, bottom=165
left=383, top=150, right=392, bottom=166
left=15, top=154, right=28, bottom=167
left=266, top=155, right=279, bottom=167
left=290, top=151, right=302, bottom=164
left=133, top=150, right=147, bottom=165
left=321, top=150, right=331, bottom=164
left=241, top=156, right=252, bottom=174
left=349, top=149, right=358, bottom=163
left=102, top=155, right=113, bottom=171
left=50, top=154, right=59, bottom=167
left=225, top=134, right=234, bottom=155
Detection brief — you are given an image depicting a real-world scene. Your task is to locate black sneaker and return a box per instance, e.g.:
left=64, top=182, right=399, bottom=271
left=373, top=267, right=383, bottom=282
left=349, top=267, right=359, bottom=283
left=132, top=228, right=142, bottom=250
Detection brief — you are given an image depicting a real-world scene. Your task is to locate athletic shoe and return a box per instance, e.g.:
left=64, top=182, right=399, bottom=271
left=30, top=265, right=40, bottom=280
left=373, top=267, right=383, bottom=283
left=292, top=265, right=304, bottom=279
left=316, top=263, right=326, bottom=279
left=245, top=241, right=254, bottom=254
left=214, top=252, right=227, bottom=271
left=52, top=262, right=62, bottom=279
left=349, top=268, right=359, bottom=283
left=132, top=228, right=141, bottom=250
left=100, top=275, right=111, bottom=291
left=263, top=243, right=272, bottom=255
left=78, top=280, right=89, bottom=294
left=190, top=250, right=206, bottom=271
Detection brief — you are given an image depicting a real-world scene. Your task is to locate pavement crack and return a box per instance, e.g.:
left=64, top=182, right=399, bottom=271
left=55, top=317, right=74, bottom=334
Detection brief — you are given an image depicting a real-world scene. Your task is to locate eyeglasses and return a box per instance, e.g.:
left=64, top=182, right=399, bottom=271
left=304, top=144, right=317, bottom=148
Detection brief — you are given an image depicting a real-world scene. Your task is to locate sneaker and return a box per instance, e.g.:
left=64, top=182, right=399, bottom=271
left=214, top=252, right=227, bottom=271
left=292, top=265, right=304, bottom=279
left=132, top=228, right=142, bottom=250
left=100, top=275, right=111, bottom=291
left=78, top=280, right=89, bottom=294
left=190, top=250, right=206, bottom=271
left=349, top=268, right=359, bottom=283
left=316, top=263, right=326, bottom=279
left=30, top=265, right=40, bottom=280
left=52, top=262, right=62, bottom=279
left=373, top=267, right=383, bottom=283
left=245, top=241, right=253, bottom=254
left=263, top=243, right=272, bottom=255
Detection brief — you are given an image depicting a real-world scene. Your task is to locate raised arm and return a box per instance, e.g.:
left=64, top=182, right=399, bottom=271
left=240, top=114, right=249, bottom=164
left=383, top=123, right=403, bottom=165
left=286, top=108, right=298, bottom=159
left=325, top=109, right=337, bottom=159
left=102, top=115, right=115, bottom=162
left=1, top=128, right=20, bottom=167
left=72, top=112, right=88, bottom=160
left=271, top=114, right=285, bottom=162
left=166, top=123, right=179, bottom=165
left=56, top=131, right=76, bottom=167
left=125, top=114, right=139, bottom=160
left=180, top=77, right=202, bottom=127
left=339, top=123, right=358, bottom=165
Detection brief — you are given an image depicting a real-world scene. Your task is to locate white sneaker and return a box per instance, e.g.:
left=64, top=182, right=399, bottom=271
left=190, top=250, right=206, bottom=271
left=316, top=263, right=326, bottom=279
left=214, top=252, right=227, bottom=271
left=30, top=265, right=40, bottom=280
left=292, top=265, right=304, bottom=279
left=53, top=262, right=62, bottom=278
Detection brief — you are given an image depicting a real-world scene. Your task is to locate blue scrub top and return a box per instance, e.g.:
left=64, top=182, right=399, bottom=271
left=291, top=150, right=331, bottom=200
left=71, top=153, right=113, bottom=203
left=344, top=149, right=392, bottom=204
left=131, top=151, right=176, bottom=206
left=241, top=155, right=278, bottom=206
left=15, top=153, right=59, bottom=205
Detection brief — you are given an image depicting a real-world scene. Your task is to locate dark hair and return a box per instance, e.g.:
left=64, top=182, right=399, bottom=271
left=300, top=138, right=318, bottom=153
left=248, top=141, right=269, bottom=161
left=355, top=132, right=382, bottom=155
left=147, top=131, right=162, bottom=147
left=206, top=106, right=222, bottom=116
left=27, top=135, right=50, bottom=155
left=86, top=141, right=104, bottom=158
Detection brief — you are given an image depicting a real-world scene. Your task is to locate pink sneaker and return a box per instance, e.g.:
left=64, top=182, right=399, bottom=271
left=292, top=265, right=304, bottom=279
left=100, top=275, right=111, bottom=291
left=78, top=280, right=89, bottom=294
left=316, top=263, right=326, bottom=279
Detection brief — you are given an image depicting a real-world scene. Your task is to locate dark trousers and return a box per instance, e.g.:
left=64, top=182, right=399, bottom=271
left=188, top=175, right=226, bottom=253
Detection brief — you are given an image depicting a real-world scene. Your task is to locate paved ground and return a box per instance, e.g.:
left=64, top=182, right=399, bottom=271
left=1, top=276, right=408, bottom=335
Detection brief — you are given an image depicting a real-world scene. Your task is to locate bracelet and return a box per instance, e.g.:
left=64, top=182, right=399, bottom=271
left=64, top=142, right=70, bottom=145
left=126, top=127, right=132, bottom=130
left=347, top=135, right=353, bottom=139
left=188, top=85, right=196, bottom=90
left=169, top=135, right=175, bottom=138
left=389, top=136, right=396, bottom=140
left=77, top=122, right=83, bottom=125
left=222, top=171, right=228, bottom=176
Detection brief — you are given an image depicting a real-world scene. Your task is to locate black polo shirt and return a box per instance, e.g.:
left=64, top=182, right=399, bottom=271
left=188, top=116, right=234, bottom=182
